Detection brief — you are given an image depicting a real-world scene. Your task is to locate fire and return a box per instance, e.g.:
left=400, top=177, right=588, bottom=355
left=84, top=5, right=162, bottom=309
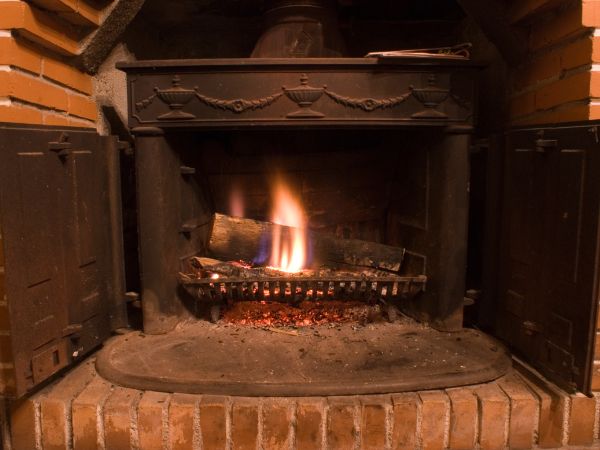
left=269, top=179, right=307, bottom=272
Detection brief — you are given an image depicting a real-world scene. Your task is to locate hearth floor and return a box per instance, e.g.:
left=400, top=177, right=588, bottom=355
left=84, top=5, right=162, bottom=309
left=96, top=321, right=511, bottom=396
left=4, top=353, right=600, bottom=449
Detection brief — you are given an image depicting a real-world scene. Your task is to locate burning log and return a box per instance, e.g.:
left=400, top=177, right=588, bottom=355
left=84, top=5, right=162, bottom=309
left=208, top=213, right=405, bottom=273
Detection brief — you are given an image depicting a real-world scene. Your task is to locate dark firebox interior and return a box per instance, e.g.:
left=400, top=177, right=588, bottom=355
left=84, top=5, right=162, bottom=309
left=160, top=129, right=452, bottom=325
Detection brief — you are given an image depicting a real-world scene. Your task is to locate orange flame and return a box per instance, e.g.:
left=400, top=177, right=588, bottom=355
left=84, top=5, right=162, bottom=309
left=269, top=180, right=307, bottom=273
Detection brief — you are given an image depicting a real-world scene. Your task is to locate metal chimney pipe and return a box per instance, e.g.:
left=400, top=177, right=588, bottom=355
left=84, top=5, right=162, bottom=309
left=251, top=0, right=346, bottom=57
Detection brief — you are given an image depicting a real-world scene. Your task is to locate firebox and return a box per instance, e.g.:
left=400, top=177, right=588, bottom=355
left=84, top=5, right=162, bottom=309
left=95, top=0, right=511, bottom=396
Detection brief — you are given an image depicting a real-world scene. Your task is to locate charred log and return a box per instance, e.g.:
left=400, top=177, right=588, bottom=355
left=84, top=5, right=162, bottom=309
left=207, top=213, right=406, bottom=272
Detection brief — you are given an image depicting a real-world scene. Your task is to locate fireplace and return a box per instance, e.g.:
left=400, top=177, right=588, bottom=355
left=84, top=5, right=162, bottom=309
left=95, top=0, right=510, bottom=396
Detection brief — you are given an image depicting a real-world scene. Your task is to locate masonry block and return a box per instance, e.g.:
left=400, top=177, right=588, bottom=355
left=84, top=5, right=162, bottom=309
left=327, top=397, right=358, bottom=450
left=231, top=398, right=258, bottom=450
left=199, top=395, right=228, bottom=450
left=498, top=375, right=538, bottom=449
left=419, top=390, right=449, bottom=450
left=262, top=399, right=292, bottom=450
left=360, top=396, right=388, bottom=450
left=40, top=361, right=95, bottom=450
left=169, top=393, right=197, bottom=450
left=569, top=394, right=596, bottom=446
left=446, top=388, right=477, bottom=450
left=137, top=391, right=169, bottom=450
left=72, top=376, right=112, bottom=450
left=475, top=382, right=509, bottom=450
left=391, top=392, right=418, bottom=450
left=296, top=398, right=324, bottom=450
left=103, top=387, right=139, bottom=450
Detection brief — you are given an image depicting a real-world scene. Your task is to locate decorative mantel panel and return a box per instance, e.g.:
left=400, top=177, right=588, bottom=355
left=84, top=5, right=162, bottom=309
left=118, top=58, right=476, bottom=128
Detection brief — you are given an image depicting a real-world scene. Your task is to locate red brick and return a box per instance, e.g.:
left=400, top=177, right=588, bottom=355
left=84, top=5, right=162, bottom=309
left=560, top=35, right=594, bottom=69
left=498, top=375, right=538, bottom=449
left=10, top=397, right=39, bottom=450
left=592, top=361, right=600, bottom=390
left=43, top=57, right=93, bottom=95
left=0, top=36, right=42, bottom=74
left=475, top=382, right=509, bottom=450
left=72, top=376, right=112, bottom=450
left=593, top=36, right=600, bottom=63
left=446, top=388, right=477, bottom=450
left=0, top=1, right=81, bottom=56
left=262, top=400, right=292, bottom=450
left=568, top=394, right=596, bottom=446
left=296, top=398, right=324, bottom=450
left=0, top=103, right=44, bottom=125
left=0, top=70, right=68, bottom=112
left=40, top=361, right=96, bottom=450
left=43, top=112, right=71, bottom=127
left=327, top=397, right=357, bottom=450
left=508, top=0, right=565, bottom=23
left=520, top=377, right=566, bottom=448
left=169, top=394, right=197, bottom=450
left=103, top=387, right=139, bottom=450
left=513, top=101, right=591, bottom=126
left=199, top=395, right=228, bottom=450
left=137, top=391, right=169, bottom=450
left=27, top=0, right=102, bottom=28
left=68, top=93, right=97, bottom=121
left=419, top=390, right=449, bottom=450
left=391, top=393, right=418, bottom=450
left=583, top=0, right=600, bottom=27
left=529, top=5, right=586, bottom=51
left=231, top=398, right=258, bottom=450
left=360, top=396, right=388, bottom=450
left=535, top=71, right=590, bottom=111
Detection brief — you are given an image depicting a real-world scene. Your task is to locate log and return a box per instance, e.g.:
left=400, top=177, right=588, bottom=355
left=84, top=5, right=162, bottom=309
left=207, top=213, right=405, bottom=272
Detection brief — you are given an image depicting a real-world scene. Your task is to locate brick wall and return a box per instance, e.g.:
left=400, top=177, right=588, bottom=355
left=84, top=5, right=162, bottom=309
left=6, top=359, right=600, bottom=450
left=0, top=0, right=108, bottom=128
left=509, top=0, right=600, bottom=125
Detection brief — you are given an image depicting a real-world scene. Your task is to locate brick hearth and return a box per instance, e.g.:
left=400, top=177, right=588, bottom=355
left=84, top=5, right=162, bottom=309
left=3, top=355, right=600, bottom=450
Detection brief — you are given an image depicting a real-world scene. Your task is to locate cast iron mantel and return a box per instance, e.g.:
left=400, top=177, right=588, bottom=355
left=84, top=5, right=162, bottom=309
left=118, top=58, right=476, bottom=129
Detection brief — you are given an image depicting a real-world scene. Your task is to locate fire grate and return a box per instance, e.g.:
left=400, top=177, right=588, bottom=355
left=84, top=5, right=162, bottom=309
left=179, top=273, right=426, bottom=303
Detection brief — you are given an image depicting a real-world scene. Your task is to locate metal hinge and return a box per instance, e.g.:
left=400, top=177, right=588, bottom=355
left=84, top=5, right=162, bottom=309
left=535, top=130, right=558, bottom=153
left=48, top=132, right=72, bottom=159
left=180, top=165, right=196, bottom=175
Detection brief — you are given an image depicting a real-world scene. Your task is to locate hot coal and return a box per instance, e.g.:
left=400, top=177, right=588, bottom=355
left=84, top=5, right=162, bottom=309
left=221, top=300, right=385, bottom=327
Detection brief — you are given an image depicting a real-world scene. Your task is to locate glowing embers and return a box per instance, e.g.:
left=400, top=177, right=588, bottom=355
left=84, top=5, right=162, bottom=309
left=222, top=300, right=386, bottom=327
left=268, top=179, right=308, bottom=273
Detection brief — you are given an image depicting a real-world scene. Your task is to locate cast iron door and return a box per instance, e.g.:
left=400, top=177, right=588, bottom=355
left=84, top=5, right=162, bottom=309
left=0, top=125, right=124, bottom=398
left=496, top=124, right=600, bottom=393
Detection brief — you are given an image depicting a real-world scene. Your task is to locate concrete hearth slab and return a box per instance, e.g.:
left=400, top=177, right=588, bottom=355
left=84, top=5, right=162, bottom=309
left=96, top=321, right=511, bottom=396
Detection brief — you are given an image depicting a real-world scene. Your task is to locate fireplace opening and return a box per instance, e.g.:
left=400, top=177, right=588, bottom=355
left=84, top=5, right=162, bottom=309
left=96, top=127, right=512, bottom=395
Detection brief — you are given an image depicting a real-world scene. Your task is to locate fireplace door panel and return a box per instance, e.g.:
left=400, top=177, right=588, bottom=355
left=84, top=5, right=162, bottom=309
left=496, top=124, right=600, bottom=393
left=0, top=125, right=125, bottom=398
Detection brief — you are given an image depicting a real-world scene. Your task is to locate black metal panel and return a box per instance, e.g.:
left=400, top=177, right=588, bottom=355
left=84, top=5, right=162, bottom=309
left=0, top=125, right=124, bottom=398
left=496, top=123, right=600, bottom=393
left=119, top=58, right=475, bottom=129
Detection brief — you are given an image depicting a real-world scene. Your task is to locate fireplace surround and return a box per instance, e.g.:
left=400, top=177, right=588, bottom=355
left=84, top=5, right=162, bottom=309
left=93, top=52, right=512, bottom=396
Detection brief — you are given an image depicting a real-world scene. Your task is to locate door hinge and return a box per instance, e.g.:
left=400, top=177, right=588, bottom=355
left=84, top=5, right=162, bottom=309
left=535, top=130, right=558, bottom=153
left=48, top=132, right=72, bottom=159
